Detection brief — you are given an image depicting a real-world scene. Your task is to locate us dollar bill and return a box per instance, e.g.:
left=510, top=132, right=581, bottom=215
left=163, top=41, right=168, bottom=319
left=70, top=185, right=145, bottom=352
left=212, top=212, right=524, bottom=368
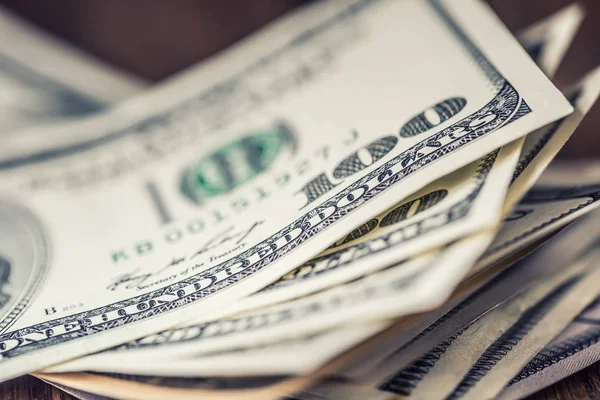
left=43, top=167, right=600, bottom=378
left=188, top=27, right=600, bottom=324
left=61, top=5, right=577, bottom=332
left=52, top=325, right=388, bottom=378
left=438, top=252, right=600, bottom=400
left=257, top=179, right=600, bottom=399
left=505, top=65, right=600, bottom=211
left=498, top=296, right=600, bottom=400
left=327, top=205, right=600, bottom=385
left=291, top=248, right=600, bottom=400
left=47, top=233, right=493, bottom=374
left=45, top=238, right=503, bottom=378
left=45, top=219, right=600, bottom=397
left=47, top=166, right=600, bottom=376
left=374, top=247, right=600, bottom=400
left=0, top=0, right=571, bottom=382
left=477, top=163, right=600, bottom=270
left=40, top=14, right=582, bottom=381
left=37, top=371, right=309, bottom=400
left=0, top=6, right=144, bottom=137
left=110, top=7, right=581, bottom=356
left=496, top=3, right=584, bottom=212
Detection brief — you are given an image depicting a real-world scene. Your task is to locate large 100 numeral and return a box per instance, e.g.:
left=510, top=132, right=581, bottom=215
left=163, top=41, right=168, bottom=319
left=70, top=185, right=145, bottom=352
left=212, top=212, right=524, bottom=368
left=328, top=188, right=448, bottom=249
left=297, top=97, right=467, bottom=209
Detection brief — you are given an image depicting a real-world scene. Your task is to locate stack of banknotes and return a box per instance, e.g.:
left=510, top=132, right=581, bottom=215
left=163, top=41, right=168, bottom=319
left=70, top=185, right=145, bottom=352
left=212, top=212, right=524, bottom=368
left=1, top=0, right=599, bottom=399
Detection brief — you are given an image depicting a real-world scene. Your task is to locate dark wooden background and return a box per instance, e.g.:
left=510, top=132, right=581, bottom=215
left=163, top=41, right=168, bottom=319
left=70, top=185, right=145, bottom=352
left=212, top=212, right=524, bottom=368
left=0, top=0, right=598, bottom=398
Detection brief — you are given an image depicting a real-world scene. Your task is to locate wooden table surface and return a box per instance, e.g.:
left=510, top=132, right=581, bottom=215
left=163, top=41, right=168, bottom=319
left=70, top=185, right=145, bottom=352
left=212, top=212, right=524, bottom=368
left=0, top=0, right=599, bottom=398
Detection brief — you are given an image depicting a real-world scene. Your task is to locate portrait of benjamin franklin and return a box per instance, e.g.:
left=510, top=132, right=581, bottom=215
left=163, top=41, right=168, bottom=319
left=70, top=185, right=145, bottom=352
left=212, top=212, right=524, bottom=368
left=0, top=255, right=10, bottom=312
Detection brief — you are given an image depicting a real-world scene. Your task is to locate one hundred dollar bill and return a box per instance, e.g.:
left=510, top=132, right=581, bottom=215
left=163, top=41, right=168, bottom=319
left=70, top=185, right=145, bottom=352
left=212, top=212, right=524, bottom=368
left=498, top=296, right=600, bottom=399
left=47, top=4, right=580, bottom=335
left=291, top=200, right=600, bottom=400
left=300, top=243, right=600, bottom=400
left=0, top=6, right=144, bottom=137
left=434, top=251, right=600, bottom=400
left=36, top=371, right=309, bottom=400
left=43, top=194, right=600, bottom=396
left=278, top=159, right=600, bottom=379
left=43, top=140, right=518, bottom=375
left=53, top=4, right=584, bottom=359
left=497, top=3, right=584, bottom=213
left=192, top=38, right=600, bottom=323
left=51, top=325, right=388, bottom=378
left=43, top=164, right=600, bottom=380
left=322, top=206, right=600, bottom=386
left=505, top=65, right=600, bottom=211
left=0, top=0, right=571, bottom=382
left=379, top=248, right=600, bottom=400
left=46, top=233, right=493, bottom=374
left=480, top=161, right=600, bottom=270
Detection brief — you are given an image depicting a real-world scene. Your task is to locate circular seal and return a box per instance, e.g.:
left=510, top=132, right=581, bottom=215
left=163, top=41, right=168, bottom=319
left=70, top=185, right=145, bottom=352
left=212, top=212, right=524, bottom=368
left=0, top=199, right=49, bottom=333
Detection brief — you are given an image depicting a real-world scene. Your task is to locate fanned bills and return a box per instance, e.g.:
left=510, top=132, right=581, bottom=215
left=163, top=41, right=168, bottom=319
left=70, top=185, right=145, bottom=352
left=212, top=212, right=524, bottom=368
left=36, top=372, right=311, bottom=400
left=287, top=208, right=600, bottom=400
left=505, top=65, right=600, bottom=210
left=379, top=248, right=600, bottom=400
left=0, top=0, right=572, bottom=383
left=48, top=233, right=493, bottom=374
left=2, top=0, right=600, bottom=398
left=162, top=143, right=520, bottom=326
left=498, top=296, right=600, bottom=400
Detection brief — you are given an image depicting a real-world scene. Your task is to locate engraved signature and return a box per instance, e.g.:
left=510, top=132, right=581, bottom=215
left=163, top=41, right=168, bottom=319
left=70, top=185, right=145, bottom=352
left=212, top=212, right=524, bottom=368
left=106, top=220, right=263, bottom=292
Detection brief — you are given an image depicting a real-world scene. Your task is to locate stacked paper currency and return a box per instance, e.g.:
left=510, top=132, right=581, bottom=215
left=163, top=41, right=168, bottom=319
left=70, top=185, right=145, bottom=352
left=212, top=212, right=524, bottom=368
left=0, top=1, right=599, bottom=399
